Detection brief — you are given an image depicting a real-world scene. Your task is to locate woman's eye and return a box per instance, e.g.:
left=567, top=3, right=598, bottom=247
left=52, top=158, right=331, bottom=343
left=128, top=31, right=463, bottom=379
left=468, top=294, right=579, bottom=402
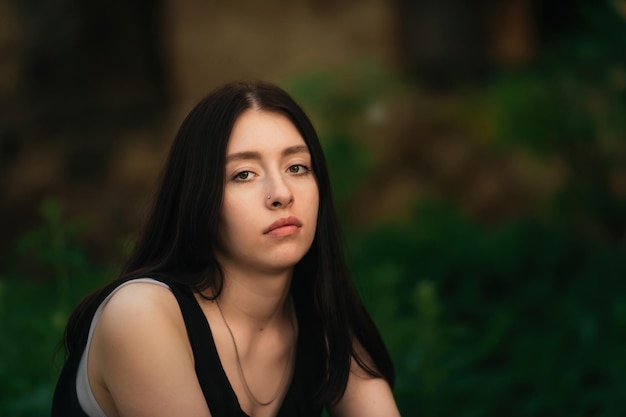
left=288, top=164, right=310, bottom=174
left=234, top=171, right=252, bottom=181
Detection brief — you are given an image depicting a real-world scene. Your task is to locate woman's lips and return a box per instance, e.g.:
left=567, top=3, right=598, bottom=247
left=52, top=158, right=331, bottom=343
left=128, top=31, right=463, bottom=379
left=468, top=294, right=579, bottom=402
left=264, top=216, right=302, bottom=236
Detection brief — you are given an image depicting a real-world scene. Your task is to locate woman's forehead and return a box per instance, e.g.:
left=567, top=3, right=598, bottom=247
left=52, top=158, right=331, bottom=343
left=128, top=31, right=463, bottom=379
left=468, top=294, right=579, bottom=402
left=226, top=109, right=308, bottom=154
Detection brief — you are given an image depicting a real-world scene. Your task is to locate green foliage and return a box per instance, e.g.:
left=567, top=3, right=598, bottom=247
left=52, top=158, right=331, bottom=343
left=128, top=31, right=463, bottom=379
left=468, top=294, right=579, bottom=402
left=0, top=200, right=113, bottom=417
left=489, top=0, right=626, bottom=244
left=492, top=1, right=626, bottom=154
left=348, top=204, right=626, bottom=416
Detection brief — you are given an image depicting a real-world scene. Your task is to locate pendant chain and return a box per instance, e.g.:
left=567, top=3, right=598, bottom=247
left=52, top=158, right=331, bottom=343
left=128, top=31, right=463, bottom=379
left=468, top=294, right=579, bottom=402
left=215, top=298, right=296, bottom=407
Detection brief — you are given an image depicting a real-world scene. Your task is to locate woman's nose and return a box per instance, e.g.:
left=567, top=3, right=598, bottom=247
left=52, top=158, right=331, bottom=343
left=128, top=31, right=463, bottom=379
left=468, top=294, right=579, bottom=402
left=266, top=175, right=293, bottom=208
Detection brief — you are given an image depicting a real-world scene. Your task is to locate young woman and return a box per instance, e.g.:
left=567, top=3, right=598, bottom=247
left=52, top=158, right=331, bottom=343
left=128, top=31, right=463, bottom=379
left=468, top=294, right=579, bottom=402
left=51, top=81, right=400, bottom=417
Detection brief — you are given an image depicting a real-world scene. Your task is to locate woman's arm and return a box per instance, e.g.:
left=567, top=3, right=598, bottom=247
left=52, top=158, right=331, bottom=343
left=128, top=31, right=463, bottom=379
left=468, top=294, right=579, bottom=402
left=328, top=344, right=401, bottom=417
left=89, top=282, right=212, bottom=417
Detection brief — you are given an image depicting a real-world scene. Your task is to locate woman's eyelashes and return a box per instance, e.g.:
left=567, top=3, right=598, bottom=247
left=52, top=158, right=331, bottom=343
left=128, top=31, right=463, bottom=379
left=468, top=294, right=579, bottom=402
left=232, top=170, right=255, bottom=182
left=287, top=164, right=312, bottom=175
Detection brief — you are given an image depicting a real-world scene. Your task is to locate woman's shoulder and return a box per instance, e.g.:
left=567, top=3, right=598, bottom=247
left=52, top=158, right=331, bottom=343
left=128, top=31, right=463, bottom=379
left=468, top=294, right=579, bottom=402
left=97, top=279, right=184, bottom=334
left=89, top=278, right=191, bottom=361
left=88, top=280, right=211, bottom=416
left=94, top=278, right=191, bottom=352
left=107, top=278, right=175, bottom=303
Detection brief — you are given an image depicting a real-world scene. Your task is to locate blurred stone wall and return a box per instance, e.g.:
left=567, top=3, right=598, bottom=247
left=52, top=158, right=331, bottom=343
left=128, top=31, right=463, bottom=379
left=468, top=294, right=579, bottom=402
left=0, top=0, right=546, bottom=267
left=0, top=0, right=401, bottom=261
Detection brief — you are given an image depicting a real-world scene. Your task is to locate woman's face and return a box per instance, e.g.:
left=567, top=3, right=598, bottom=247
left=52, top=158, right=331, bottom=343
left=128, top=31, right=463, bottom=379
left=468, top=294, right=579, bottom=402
left=215, top=109, right=319, bottom=275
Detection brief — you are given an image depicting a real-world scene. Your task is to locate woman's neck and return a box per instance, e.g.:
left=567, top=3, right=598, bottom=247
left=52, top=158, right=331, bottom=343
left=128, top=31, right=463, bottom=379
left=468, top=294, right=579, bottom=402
left=211, top=265, right=293, bottom=332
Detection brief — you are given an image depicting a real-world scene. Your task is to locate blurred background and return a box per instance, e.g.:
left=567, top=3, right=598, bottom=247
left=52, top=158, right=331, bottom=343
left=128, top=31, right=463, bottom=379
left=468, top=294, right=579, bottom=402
left=1, top=0, right=626, bottom=415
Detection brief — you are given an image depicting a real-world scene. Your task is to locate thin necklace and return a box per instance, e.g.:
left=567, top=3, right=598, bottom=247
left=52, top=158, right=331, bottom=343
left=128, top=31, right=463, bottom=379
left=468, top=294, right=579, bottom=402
left=215, top=298, right=296, bottom=407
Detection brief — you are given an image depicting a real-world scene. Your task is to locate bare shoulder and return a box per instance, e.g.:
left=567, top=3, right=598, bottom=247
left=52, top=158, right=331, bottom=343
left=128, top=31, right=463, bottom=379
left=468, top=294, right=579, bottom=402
left=328, top=341, right=401, bottom=417
left=93, top=280, right=192, bottom=375
left=90, top=281, right=211, bottom=416
left=99, top=281, right=182, bottom=328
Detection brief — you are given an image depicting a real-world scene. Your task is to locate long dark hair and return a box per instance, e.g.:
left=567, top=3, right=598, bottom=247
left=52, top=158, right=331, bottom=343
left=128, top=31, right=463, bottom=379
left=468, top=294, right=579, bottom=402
left=62, top=81, right=394, bottom=405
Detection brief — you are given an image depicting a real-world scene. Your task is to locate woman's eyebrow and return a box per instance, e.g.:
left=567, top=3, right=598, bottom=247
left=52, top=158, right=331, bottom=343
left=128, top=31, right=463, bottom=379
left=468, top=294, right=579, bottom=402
left=225, top=145, right=310, bottom=163
left=282, top=145, right=310, bottom=157
left=225, top=151, right=260, bottom=163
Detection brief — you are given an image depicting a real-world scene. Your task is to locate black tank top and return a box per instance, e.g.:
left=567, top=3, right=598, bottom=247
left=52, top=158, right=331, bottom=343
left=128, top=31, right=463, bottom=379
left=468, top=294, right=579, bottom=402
left=51, top=277, right=324, bottom=417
